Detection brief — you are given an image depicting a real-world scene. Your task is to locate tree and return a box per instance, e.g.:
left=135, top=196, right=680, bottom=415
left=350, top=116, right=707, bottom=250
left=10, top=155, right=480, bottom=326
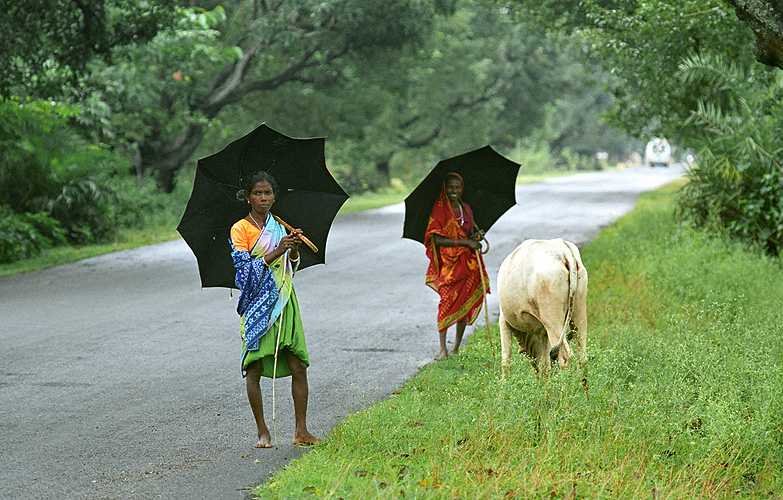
left=80, top=0, right=440, bottom=191
left=240, top=1, right=590, bottom=189
left=497, top=0, right=757, bottom=141
left=676, top=52, right=783, bottom=254
left=0, top=96, right=134, bottom=245
left=0, top=0, right=178, bottom=98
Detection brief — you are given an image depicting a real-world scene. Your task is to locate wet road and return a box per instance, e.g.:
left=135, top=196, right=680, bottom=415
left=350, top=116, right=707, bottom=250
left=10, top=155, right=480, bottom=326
left=0, top=165, right=683, bottom=499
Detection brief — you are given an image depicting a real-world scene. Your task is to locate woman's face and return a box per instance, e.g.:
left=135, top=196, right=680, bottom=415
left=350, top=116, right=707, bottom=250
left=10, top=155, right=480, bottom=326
left=247, top=180, right=275, bottom=215
left=445, top=177, right=463, bottom=203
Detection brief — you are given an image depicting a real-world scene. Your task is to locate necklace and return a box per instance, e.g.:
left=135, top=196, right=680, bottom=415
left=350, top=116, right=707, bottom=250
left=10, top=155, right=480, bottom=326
left=456, top=204, right=465, bottom=225
left=248, top=212, right=265, bottom=231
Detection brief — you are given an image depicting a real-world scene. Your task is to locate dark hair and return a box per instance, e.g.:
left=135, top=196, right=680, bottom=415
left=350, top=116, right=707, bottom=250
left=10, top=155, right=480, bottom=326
left=237, top=171, right=278, bottom=200
left=444, top=172, right=463, bottom=186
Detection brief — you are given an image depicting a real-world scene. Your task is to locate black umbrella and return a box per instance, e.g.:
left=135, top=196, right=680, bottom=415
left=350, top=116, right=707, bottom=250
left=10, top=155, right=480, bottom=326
left=402, top=145, right=521, bottom=244
left=177, top=123, right=349, bottom=288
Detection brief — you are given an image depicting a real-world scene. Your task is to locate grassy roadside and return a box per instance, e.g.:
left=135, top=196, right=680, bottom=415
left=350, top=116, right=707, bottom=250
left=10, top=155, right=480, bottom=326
left=253, top=181, right=783, bottom=499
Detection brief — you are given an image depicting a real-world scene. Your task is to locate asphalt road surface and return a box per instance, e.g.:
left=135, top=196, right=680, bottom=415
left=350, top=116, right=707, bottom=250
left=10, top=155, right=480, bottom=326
left=0, top=165, right=684, bottom=499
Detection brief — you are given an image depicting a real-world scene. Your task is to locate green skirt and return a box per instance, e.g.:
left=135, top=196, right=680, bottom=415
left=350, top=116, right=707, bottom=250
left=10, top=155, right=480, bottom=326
left=241, top=289, right=309, bottom=378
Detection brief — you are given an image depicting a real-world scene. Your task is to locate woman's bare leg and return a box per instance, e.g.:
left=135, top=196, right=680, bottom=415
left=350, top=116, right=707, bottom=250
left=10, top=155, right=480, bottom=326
left=451, top=318, right=467, bottom=355
left=436, top=328, right=449, bottom=360
left=285, top=350, right=319, bottom=445
left=245, top=361, right=272, bottom=448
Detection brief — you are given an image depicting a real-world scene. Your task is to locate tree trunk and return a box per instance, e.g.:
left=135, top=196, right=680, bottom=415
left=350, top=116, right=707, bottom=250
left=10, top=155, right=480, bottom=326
left=142, top=123, right=206, bottom=192
left=375, top=159, right=391, bottom=182
left=729, top=0, right=783, bottom=70
left=142, top=38, right=346, bottom=192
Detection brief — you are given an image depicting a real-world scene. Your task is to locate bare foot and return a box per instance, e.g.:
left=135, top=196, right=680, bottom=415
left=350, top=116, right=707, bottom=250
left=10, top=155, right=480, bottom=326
left=254, top=433, right=272, bottom=448
left=435, top=349, right=448, bottom=360
left=449, top=347, right=459, bottom=356
left=293, top=431, right=320, bottom=446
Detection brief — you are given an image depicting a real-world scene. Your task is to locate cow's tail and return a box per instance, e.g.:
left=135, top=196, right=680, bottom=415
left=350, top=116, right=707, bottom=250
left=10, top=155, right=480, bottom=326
left=551, top=241, right=578, bottom=363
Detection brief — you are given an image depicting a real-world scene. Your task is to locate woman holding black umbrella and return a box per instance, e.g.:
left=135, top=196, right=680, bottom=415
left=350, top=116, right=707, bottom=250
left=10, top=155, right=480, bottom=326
left=230, top=170, right=318, bottom=448
left=424, top=173, right=489, bottom=360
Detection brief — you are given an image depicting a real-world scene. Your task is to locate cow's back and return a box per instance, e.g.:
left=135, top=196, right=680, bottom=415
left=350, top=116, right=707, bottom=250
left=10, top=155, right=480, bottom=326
left=498, top=239, right=572, bottom=322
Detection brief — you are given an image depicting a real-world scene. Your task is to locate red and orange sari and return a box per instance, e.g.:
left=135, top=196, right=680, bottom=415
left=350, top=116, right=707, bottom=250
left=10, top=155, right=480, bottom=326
left=424, top=175, right=489, bottom=331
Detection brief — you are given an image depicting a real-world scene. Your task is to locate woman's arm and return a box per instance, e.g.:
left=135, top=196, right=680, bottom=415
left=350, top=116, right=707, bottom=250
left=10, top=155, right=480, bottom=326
left=432, top=234, right=481, bottom=251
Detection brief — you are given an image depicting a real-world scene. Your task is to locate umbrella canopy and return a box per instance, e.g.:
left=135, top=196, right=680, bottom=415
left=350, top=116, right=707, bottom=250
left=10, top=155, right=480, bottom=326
left=402, top=145, right=520, bottom=244
left=177, top=123, right=349, bottom=288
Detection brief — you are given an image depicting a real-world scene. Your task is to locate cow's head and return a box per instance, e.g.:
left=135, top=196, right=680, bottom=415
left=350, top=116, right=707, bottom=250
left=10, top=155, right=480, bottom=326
left=549, top=337, right=573, bottom=370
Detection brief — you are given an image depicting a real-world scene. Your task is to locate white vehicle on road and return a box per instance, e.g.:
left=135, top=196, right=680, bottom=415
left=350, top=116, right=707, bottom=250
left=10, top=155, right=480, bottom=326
left=645, top=137, right=672, bottom=167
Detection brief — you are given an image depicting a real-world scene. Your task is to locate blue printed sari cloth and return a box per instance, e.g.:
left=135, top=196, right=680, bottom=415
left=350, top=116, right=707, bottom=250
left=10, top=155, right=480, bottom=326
left=230, top=215, right=298, bottom=372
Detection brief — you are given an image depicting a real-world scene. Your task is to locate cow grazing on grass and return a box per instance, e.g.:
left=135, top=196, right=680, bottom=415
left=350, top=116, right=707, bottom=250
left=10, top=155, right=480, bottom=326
left=497, top=238, right=587, bottom=376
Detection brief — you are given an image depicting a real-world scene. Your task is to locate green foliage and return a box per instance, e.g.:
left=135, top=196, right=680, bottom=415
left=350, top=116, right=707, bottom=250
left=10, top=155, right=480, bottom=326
left=0, top=97, right=79, bottom=211
left=34, top=171, right=119, bottom=244
left=675, top=53, right=783, bottom=255
left=585, top=0, right=756, bottom=141
left=76, top=6, right=234, bottom=150
left=254, top=184, right=783, bottom=499
left=0, top=206, right=65, bottom=263
left=503, top=0, right=783, bottom=255
left=340, top=0, right=436, bottom=50
left=502, top=0, right=756, bottom=141
left=0, top=98, right=121, bottom=243
left=4, top=0, right=636, bottom=197
left=233, top=1, right=630, bottom=193
left=0, top=0, right=178, bottom=98
left=0, top=96, right=177, bottom=251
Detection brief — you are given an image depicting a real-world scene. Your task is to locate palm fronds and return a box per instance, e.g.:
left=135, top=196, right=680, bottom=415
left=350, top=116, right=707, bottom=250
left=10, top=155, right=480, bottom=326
left=675, top=51, right=783, bottom=254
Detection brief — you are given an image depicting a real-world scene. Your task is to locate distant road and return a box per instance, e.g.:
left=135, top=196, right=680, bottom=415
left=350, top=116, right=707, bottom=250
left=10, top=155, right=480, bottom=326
left=0, top=165, right=684, bottom=499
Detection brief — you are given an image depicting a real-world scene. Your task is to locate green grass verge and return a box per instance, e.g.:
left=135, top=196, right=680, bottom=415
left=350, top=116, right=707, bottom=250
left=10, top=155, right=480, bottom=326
left=254, top=181, right=783, bottom=499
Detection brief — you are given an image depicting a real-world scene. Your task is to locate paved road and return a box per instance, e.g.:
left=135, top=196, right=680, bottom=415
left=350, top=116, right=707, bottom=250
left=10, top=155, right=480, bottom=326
left=0, top=166, right=683, bottom=499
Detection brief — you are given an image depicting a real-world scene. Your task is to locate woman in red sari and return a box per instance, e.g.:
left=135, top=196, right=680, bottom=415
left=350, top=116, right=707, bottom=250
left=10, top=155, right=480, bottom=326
left=424, top=173, right=489, bottom=360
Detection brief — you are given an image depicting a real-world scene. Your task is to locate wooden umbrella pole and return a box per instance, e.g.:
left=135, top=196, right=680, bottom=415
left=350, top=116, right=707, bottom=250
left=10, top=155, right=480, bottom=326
left=271, top=214, right=318, bottom=253
left=475, top=249, right=495, bottom=357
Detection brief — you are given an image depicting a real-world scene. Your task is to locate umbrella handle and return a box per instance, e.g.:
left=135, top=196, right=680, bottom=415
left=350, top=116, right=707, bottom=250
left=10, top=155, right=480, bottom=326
left=471, top=220, right=489, bottom=254
left=271, top=214, right=319, bottom=253
left=480, top=237, right=490, bottom=254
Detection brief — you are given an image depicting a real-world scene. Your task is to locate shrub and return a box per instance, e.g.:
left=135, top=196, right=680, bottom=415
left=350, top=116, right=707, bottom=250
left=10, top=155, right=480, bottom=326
left=1, top=97, right=154, bottom=246
left=0, top=206, right=65, bottom=263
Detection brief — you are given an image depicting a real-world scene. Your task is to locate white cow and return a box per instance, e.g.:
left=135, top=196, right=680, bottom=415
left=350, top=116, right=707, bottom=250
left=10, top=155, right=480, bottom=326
left=497, top=238, right=588, bottom=375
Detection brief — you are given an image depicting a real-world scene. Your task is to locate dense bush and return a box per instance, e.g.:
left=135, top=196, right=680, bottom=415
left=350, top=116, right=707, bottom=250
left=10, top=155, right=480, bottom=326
left=0, top=206, right=65, bottom=263
left=678, top=159, right=783, bottom=255
left=0, top=97, right=174, bottom=252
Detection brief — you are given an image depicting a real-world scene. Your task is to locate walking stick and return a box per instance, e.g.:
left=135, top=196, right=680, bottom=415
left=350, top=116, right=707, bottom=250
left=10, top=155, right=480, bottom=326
left=468, top=215, right=495, bottom=358
left=270, top=248, right=293, bottom=449
left=475, top=248, right=495, bottom=357
left=271, top=306, right=284, bottom=449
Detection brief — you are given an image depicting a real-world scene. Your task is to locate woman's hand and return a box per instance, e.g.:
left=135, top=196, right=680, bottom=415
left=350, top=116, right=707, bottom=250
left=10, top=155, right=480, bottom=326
left=465, top=239, right=482, bottom=251
left=287, top=229, right=303, bottom=260
left=280, top=229, right=303, bottom=250
left=265, top=230, right=303, bottom=264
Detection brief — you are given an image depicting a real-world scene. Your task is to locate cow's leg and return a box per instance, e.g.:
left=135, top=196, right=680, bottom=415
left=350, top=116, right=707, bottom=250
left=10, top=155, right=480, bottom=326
left=499, top=311, right=514, bottom=377
left=526, top=334, right=549, bottom=375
